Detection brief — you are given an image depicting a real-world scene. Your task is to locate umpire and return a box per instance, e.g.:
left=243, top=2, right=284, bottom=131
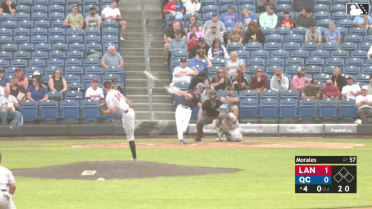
left=195, top=90, right=222, bottom=141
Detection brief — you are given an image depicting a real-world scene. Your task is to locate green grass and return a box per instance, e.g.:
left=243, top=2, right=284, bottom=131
left=1, top=138, right=371, bottom=209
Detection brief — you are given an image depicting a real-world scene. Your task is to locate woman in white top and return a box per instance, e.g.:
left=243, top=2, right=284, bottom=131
left=185, top=0, right=201, bottom=14
left=225, top=51, right=246, bottom=77
left=207, top=38, right=229, bottom=60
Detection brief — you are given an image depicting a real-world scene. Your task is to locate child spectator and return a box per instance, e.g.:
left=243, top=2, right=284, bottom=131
left=281, top=10, right=293, bottom=28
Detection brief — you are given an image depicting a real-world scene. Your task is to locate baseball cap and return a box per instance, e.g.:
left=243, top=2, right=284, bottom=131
left=92, top=78, right=99, bottom=83
left=33, top=71, right=41, bottom=76
left=297, top=66, right=305, bottom=72
left=347, top=76, right=355, bottom=81
left=227, top=4, right=234, bottom=9
left=211, top=12, right=218, bottom=17
left=15, top=67, right=22, bottom=72
left=180, top=58, right=187, bottom=63
left=111, top=77, right=118, bottom=83
left=362, top=85, right=368, bottom=91
left=175, top=30, right=182, bottom=34
left=198, top=37, right=206, bottom=42
left=0, top=68, right=4, bottom=73
left=196, top=83, right=205, bottom=92
left=90, top=5, right=96, bottom=10
left=274, top=69, right=282, bottom=75
left=211, top=23, right=217, bottom=28
left=326, top=80, right=333, bottom=85
left=168, top=15, right=175, bottom=21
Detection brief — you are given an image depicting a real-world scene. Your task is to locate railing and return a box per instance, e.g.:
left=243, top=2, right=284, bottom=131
left=141, top=0, right=153, bottom=121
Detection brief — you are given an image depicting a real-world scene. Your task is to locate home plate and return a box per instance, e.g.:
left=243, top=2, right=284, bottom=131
left=81, top=170, right=97, bottom=176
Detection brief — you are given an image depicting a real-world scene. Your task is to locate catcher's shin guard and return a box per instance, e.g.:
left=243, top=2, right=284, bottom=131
left=129, top=141, right=137, bottom=160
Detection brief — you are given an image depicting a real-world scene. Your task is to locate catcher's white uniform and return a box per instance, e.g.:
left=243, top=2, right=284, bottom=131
left=212, top=112, right=242, bottom=141
left=106, top=89, right=135, bottom=141
left=0, top=166, right=16, bottom=209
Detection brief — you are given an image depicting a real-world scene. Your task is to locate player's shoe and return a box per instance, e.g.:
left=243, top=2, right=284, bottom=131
left=132, top=158, right=138, bottom=162
left=355, top=119, right=362, bottom=124
left=179, top=139, right=187, bottom=144
left=194, top=138, right=201, bottom=142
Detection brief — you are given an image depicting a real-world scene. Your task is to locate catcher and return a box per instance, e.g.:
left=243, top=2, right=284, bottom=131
left=211, top=105, right=242, bottom=142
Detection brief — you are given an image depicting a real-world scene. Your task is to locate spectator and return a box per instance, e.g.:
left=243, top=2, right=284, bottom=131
left=220, top=5, right=239, bottom=28
left=291, top=67, right=311, bottom=91
left=27, top=76, right=48, bottom=101
left=207, top=38, right=229, bottom=59
left=189, top=71, right=210, bottom=90
left=0, top=87, right=22, bottom=126
left=101, top=0, right=127, bottom=41
left=257, top=0, right=276, bottom=13
left=32, top=71, right=47, bottom=88
left=203, top=12, right=226, bottom=36
left=250, top=66, right=268, bottom=92
left=353, top=15, right=372, bottom=28
left=101, top=46, right=124, bottom=69
left=322, top=80, right=340, bottom=100
left=355, top=86, right=372, bottom=124
left=164, top=15, right=176, bottom=39
left=292, top=0, right=313, bottom=12
left=187, top=33, right=199, bottom=52
left=63, top=4, right=84, bottom=29
left=246, top=21, right=265, bottom=44
left=305, top=23, right=321, bottom=46
left=164, top=21, right=187, bottom=61
left=187, top=50, right=212, bottom=72
left=270, top=69, right=289, bottom=92
left=111, top=78, right=125, bottom=95
left=331, top=66, right=347, bottom=92
left=0, top=0, right=16, bottom=14
left=189, top=37, right=210, bottom=58
left=14, top=68, right=28, bottom=90
left=0, top=68, right=10, bottom=88
left=367, top=75, right=372, bottom=95
left=211, top=67, right=230, bottom=91
left=85, top=6, right=101, bottom=28
left=187, top=24, right=203, bottom=40
left=366, top=44, right=372, bottom=60
left=231, top=69, right=249, bottom=91
left=259, top=5, right=278, bottom=29
left=295, top=6, right=315, bottom=28
left=172, top=58, right=198, bottom=85
left=324, top=22, right=341, bottom=45
left=185, top=0, right=201, bottom=14
left=281, top=10, right=294, bottom=28
left=239, top=9, right=257, bottom=28
left=205, top=23, right=224, bottom=46
left=163, top=0, right=184, bottom=14
left=220, top=85, right=240, bottom=117
left=341, top=76, right=361, bottom=99
left=227, top=22, right=244, bottom=43
left=225, top=51, right=246, bottom=76
left=301, top=79, right=320, bottom=100
left=48, top=68, right=68, bottom=93
left=10, top=77, right=26, bottom=102
left=185, top=15, right=200, bottom=33
left=85, top=78, right=104, bottom=101
left=168, top=30, right=188, bottom=58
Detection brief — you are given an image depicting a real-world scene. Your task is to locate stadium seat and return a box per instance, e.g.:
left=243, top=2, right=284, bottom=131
left=0, top=28, right=12, bottom=37
left=211, top=58, right=226, bottom=67
left=349, top=27, right=367, bottom=36
left=14, top=51, right=31, bottom=60
left=239, top=98, right=258, bottom=119
left=317, top=18, right=332, bottom=28
left=83, top=74, right=101, bottom=85
left=330, top=4, right=346, bottom=12
left=292, top=27, right=307, bottom=36
left=49, top=50, right=67, bottom=60
left=239, top=90, right=258, bottom=99
left=284, top=34, right=303, bottom=43
left=267, top=58, right=284, bottom=66
left=313, top=4, right=329, bottom=12
left=351, top=50, right=367, bottom=59
left=32, top=12, right=48, bottom=21
left=19, top=43, right=34, bottom=52
left=18, top=20, right=33, bottom=28
left=356, top=74, right=370, bottom=83
left=202, top=5, right=219, bottom=13
left=339, top=98, right=356, bottom=120
left=200, top=0, right=217, bottom=6
left=171, top=49, right=188, bottom=59
left=238, top=4, right=254, bottom=12
left=47, top=59, right=64, bottom=68
left=326, top=57, right=344, bottom=66
left=51, top=20, right=64, bottom=28
left=34, top=20, right=50, bottom=28
left=251, top=49, right=269, bottom=59
left=25, top=67, right=44, bottom=76
left=0, top=59, right=10, bottom=68
left=346, top=58, right=364, bottom=66
left=66, top=90, right=83, bottom=101
left=302, top=42, right=319, bottom=51
left=32, top=51, right=48, bottom=60
left=311, top=50, right=329, bottom=59
left=345, top=34, right=363, bottom=43
left=20, top=100, right=39, bottom=122
left=271, top=49, right=289, bottom=59
left=85, top=57, right=101, bottom=67
left=247, top=57, right=265, bottom=66
left=85, top=66, right=104, bottom=75
left=285, top=57, right=304, bottom=66
left=65, top=74, right=82, bottom=83
left=17, top=5, right=31, bottom=13
left=275, top=26, right=291, bottom=35
left=0, top=36, right=12, bottom=45
left=336, top=19, right=353, bottom=28
left=264, top=42, right=281, bottom=51
left=313, top=73, right=332, bottom=82
left=305, top=65, right=322, bottom=75
left=260, top=98, right=278, bottom=119
left=330, top=50, right=349, bottom=59
left=40, top=100, right=59, bottom=121
left=49, top=5, right=65, bottom=13
left=359, top=42, right=372, bottom=51
left=340, top=42, right=357, bottom=51
left=280, top=89, right=300, bottom=99
left=0, top=51, right=12, bottom=60
left=85, top=35, right=101, bottom=44
left=290, top=49, right=309, bottom=59
left=244, top=42, right=263, bottom=51
left=283, top=42, right=300, bottom=51
left=266, top=65, right=283, bottom=74
left=11, top=59, right=28, bottom=68
left=81, top=100, right=101, bottom=121
left=265, top=34, right=283, bottom=43
left=299, top=98, right=317, bottom=120
left=306, top=57, right=324, bottom=66
left=50, top=12, right=65, bottom=21
left=67, top=51, right=84, bottom=59
left=260, top=89, right=279, bottom=100
left=321, top=42, right=338, bottom=51
left=2, top=20, right=17, bottom=29
left=362, top=66, right=372, bottom=74
left=84, top=27, right=100, bottom=36
left=65, top=58, right=83, bottom=67
left=319, top=98, right=337, bottom=120
left=67, top=35, right=84, bottom=44
left=323, top=65, right=339, bottom=74
left=15, top=12, right=30, bottom=21
left=35, top=43, right=51, bottom=51
left=343, top=66, right=360, bottom=75
left=279, top=98, right=298, bottom=120
left=313, top=11, right=330, bottom=20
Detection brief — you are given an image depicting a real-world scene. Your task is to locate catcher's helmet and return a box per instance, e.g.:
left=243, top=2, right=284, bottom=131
left=195, top=83, right=205, bottom=92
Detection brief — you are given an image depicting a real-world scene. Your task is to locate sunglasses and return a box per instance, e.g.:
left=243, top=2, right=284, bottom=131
left=257, top=71, right=263, bottom=73
left=218, top=71, right=223, bottom=74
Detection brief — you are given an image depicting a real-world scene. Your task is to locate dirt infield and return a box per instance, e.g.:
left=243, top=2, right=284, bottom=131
left=12, top=161, right=240, bottom=180
left=72, top=141, right=364, bottom=149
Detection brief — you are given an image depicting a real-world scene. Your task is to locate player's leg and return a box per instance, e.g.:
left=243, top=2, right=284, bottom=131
left=122, top=109, right=137, bottom=161
left=175, top=106, right=184, bottom=140
left=182, top=108, right=192, bottom=134
left=119, top=20, right=127, bottom=40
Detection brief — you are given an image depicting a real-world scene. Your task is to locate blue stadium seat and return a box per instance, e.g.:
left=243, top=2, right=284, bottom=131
left=343, top=66, right=360, bottom=75
left=276, top=4, right=291, bottom=12
left=19, top=43, right=34, bottom=52
left=349, top=27, right=367, bottom=36
left=261, top=27, right=273, bottom=35
left=280, top=89, right=300, bottom=99
left=65, top=65, right=84, bottom=74
left=102, top=27, right=119, bottom=37
left=102, top=35, right=118, bottom=43
left=2, top=20, right=17, bottom=29
left=279, top=98, right=298, bottom=120
left=67, top=35, right=84, bottom=44
left=260, top=89, right=279, bottom=100
left=238, top=4, right=254, bottom=12
left=336, top=19, right=353, bottom=28
left=0, top=28, right=12, bottom=37
left=305, top=65, right=322, bottom=75
left=323, top=65, right=339, bottom=74
left=84, top=27, right=100, bottom=36
left=66, top=57, right=83, bottom=67
left=31, top=28, right=48, bottom=36
left=32, top=12, right=48, bottom=21
left=317, top=18, right=332, bottom=28
left=67, top=27, right=84, bottom=36
left=319, top=98, right=337, bottom=120
left=285, top=57, right=304, bottom=66
left=246, top=65, right=259, bottom=74
left=330, top=4, right=346, bottom=12
left=244, top=42, right=262, bottom=51
left=40, top=100, right=59, bottom=121
left=326, top=57, right=344, bottom=66
left=200, top=0, right=217, bottom=6
left=321, top=42, right=338, bottom=51
left=86, top=43, right=103, bottom=52
left=14, top=36, right=30, bottom=44
left=0, top=13, right=12, bottom=21
left=290, top=49, right=309, bottom=59
left=314, top=73, right=332, bottom=82
left=313, top=11, right=330, bottom=20
left=339, top=98, right=356, bottom=120
left=85, top=35, right=101, bottom=44
left=331, top=11, right=347, bottom=20
left=219, top=0, right=236, bottom=6
left=299, top=98, right=317, bottom=120
left=49, top=35, right=66, bottom=44
left=271, top=49, right=289, bottom=59
left=0, top=51, right=12, bottom=60
left=266, top=65, right=283, bottom=74
left=283, top=42, right=300, bottom=51
left=68, top=82, right=84, bottom=91
left=11, top=59, right=28, bottom=68
left=251, top=49, right=269, bottom=58
left=313, top=4, right=329, bottom=12
left=267, top=58, right=284, bottom=66
left=362, top=66, right=372, bottom=74
left=311, top=50, right=329, bottom=59
left=102, top=19, right=117, bottom=29
left=292, top=27, right=307, bottom=36
left=202, top=5, right=219, bottom=13
left=265, top=34, right=283, bottom=43
left=14, top=51, right=31, bottom=60
left=302, top=42, right=319, bottom=51
left=17, top=5, right=31, bottom=13
left=31, top=35, right=48, bottom=44
left=2, top=43, right=17, bottom=52
left=345, top=34, right=363, bottom=43
left=49, top=50, right=67, bottom=60
left=83, top=74, right=101, bottom=84
left=49, top=5, right=65, bottom=13
left=239, top=98, right=258, bottom=119
left=20, top=100, right=38, bottom=122
left=306, top=57, right=324, bottom=66
left=85, top=66, right=104, bottom=75
left=365, top=59, right=372, bottom=66
left=284, top=34, right=303, bottom=43
left=66, top=90, right=83, bottom=101
left=18, top=20, right=33, bottom=28
left=237, top=0, right=254, bottom=5
left=84, top=57, right=101, bottom=66
left=264, top=42, right=281, bottom=51
left=260, top=98, right=278, bottom=119
left=30, top=59, right=46, bottom=68
left=359, top=42, right=372, bottom=51
left=346, top=58, right=364, bottom=66
left=34, top=20, right=50, bottom=28
left=226, top=42, right=244, bottom=53
left=65, top=74, right=82, bottom=83
left=275, top=26, right=291, bottom=36
left=248, top=57, right=265, bottom=66
left=67, top=51, right=84, bottom=59
left=236, top=50, right=248, bottom=59
left=51, top=20, right=64, bottom=28
left=239, top=89, right=258, bottom=99
left=14, top=28, right=30, bottom=37
left=330, top=49, right=349, bottom=58
left=35, top=43, right=51, bottom=51
left=334, top=0, right=348, bottom=4
left=25, top=67, right=44, bottom=76
left=50, top=12, right=65, bottom=21
left=171, top=49, right=188, bottom=59
left=32, top=5, right=48, bottom=13
left=201, top=12, right=213, bottom=21
left=340, top=42, right=357, bottom=51
left=15, top=12, right=30, bottom=21
left=211, top=58, right=226, bottom=67
left=0, top=36, right=12, bottom=44
left=351, top=50, right=367, bottom=59
left=356, top=74, right=370, bottom=83
left=47, top=58, right=64, bottom=67
left=103, top=74, right=120, bottom=82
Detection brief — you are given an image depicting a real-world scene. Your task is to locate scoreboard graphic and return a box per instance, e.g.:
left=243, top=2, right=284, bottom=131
left=295, top=156, right=357, bottom=193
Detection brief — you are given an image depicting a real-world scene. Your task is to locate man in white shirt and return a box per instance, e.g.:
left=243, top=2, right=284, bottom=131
left=259, top=5, right=277, bottom=29
left=85, top=78, right=104, bottom=101
left=0, top=87, right=22, bottom=127
left=341, top=76, right=361, bottom=99
left=100, top=0, right=127, bottom=41
left=172, top=58, right=198, bottom=85
left=270, top=69, right=289, bottom=92
left=355, top=86, right=372, bottom=124
left=0, top=154, right=16, bottom=209
left=185, top=0, right=200, bottom=14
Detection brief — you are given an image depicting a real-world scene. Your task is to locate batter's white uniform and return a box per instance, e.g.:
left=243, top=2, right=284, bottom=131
left=0, top=166, right=16, bottom=209
left=106, top=89, right=135, bottom=141
left=175, top=91, right=200, bottom=140
left=85, top=87, right=104, bottom=101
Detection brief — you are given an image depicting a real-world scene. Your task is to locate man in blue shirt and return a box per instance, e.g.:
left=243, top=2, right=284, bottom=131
left=324, top=22, right=341, bottom=45
left=353, top=15, right=372, bottom=28
left=187, top=50, right=212, bottom=72
left=220, top=5, right=239, bottom=28
left=0, top=68, right=10, bottom=89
